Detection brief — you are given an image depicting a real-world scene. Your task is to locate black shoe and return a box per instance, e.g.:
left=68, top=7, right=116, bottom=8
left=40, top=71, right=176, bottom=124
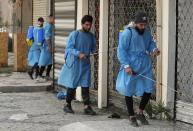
left=28, top=71, right=33, bottom=80
left=136, top=114, right=149, bottom=125
left=84, top=106, right=96, bottom=115
left=129, top=116, right=139, bottom=127
left=63, top=104, right=74, bottom=114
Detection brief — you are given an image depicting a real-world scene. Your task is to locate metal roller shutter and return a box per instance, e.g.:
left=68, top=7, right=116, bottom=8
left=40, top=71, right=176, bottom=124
left=33, top=0, right=49, bottom=25
left=22, top=0, right=33, bottom=33
left=54, top=0, right=76, bottom=87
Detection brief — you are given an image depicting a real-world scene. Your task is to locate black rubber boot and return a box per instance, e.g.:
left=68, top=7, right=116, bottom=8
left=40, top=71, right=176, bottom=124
left=63, top=104, right=74, bottom=114
left=28, top=70, right=34, bottom=80
left=84, top=106, right=96, bottom=115
left=136, top=113, right=149, bottom=125
left=129, top=116, right=139, bottom=127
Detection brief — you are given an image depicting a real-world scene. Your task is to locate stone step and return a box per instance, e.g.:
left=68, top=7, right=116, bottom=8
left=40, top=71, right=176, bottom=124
left=0, top=72, right=53, bottom=93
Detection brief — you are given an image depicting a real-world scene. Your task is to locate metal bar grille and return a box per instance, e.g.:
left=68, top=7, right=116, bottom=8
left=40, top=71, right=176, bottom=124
left=108, top=0, right=157, bottom=107
left=89, top=0, right=100, bottom=91
left=176, top=0, right=193, bottom=124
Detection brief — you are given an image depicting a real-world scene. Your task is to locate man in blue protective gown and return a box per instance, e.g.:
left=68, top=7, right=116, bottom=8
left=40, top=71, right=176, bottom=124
left=27, top=17, right=45, bottom=79
left=58, top=15, right=96, bottom=115
left=37, top=15, right=54, bottom=81
left=116, top=11, right=160, bottom=127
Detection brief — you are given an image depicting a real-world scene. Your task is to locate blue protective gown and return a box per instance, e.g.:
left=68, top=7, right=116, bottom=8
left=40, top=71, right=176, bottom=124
left=116, top=27, right=157, bottom=97
left=28, top=26, right=45, bottom=66
left=27, top=26, right=34, bottom=40
left=39, top=22, right=54, bottom=66
left=58, top=30, right=96, bottom=88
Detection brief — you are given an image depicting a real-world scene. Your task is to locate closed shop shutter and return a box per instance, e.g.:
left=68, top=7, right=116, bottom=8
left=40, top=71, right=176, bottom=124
left=54, top=0, right=76, bottom=87
left=33, top=0, right=49, bottom=25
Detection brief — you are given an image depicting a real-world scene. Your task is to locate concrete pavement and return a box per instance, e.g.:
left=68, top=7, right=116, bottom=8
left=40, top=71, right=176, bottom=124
left=0, top=92, right=192, bottom=131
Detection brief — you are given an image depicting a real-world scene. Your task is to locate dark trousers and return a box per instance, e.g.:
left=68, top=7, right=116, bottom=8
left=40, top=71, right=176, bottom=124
left=125, top=92, right=151, bottom=116
left=66, top=87, right=90, bottom=106
left=39, top=64, right=52, bottom=77
left=29, top=63, right=39, bottom=77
